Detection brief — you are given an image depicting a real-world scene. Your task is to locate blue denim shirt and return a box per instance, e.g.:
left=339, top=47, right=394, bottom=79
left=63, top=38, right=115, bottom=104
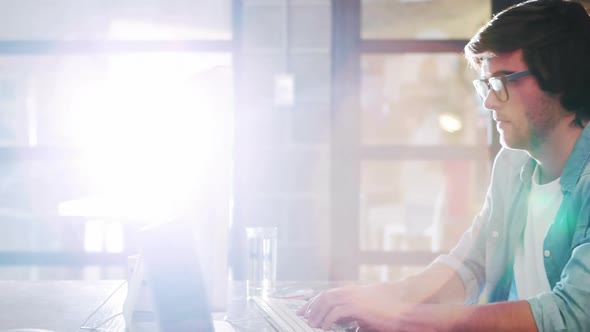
left=435, top=124, right=590, bottom=331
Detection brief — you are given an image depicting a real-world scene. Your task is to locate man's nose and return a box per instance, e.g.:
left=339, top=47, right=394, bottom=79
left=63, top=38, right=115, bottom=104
left=483, top=89, right=501, bottom=111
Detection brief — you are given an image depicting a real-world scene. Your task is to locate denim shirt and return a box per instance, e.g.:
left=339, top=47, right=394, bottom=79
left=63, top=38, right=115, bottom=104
left=435, top=124, right=590, bottom=331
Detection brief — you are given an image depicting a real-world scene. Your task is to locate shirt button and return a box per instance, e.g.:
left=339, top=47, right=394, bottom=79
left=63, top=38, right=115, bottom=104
left=544, top=250, right=551, bottom=257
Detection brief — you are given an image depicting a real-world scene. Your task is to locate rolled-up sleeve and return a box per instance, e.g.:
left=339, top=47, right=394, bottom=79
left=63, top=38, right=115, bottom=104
left=434, top=254, right=483, bottom=304
left=434, top=175, right=493, bottom=304
left=434, top=148, right=521, bottom=305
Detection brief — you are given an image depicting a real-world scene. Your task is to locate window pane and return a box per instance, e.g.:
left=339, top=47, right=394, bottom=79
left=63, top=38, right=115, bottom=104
left=360, top=160, right=489, bottom=252
left=0, top=0, right=232, bottom=40
left=0, top=158, right=141, bottom=255
left=0, top=53, right=232, bottom=146
left=361, top=54, right=486, bottom=145
left=361, top=0, right=490, bottom=40
left=0, top=53, right=233, bottom=258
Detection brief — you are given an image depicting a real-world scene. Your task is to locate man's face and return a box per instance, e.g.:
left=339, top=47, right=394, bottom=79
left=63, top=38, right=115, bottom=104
left=480, top=50, right=565, bottom=151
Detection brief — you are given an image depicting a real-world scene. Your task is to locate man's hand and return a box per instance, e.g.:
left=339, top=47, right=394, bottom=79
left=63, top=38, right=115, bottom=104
left=296, top=284, right=416, bottom=331
left=295, top=264, right=466, bottom=330
left=296, top=286, right=538, bottom=332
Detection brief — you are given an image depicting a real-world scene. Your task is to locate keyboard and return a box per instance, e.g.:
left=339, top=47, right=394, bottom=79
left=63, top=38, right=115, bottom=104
left=253, top=296, right=351, bottom=332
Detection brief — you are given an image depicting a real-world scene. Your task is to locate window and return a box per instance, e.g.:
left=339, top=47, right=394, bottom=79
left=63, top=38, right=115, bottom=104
left=331, top=0, right=512, bottom=282
left=0, top=0, right=233, bottom=280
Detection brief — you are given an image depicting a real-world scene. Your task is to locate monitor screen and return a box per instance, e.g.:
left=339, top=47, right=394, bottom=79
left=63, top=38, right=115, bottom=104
left=141, top=222, right=215, bottom=332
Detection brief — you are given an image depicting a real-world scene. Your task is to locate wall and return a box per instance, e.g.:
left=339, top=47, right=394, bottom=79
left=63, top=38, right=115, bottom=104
left=233, top=0, right=332, bottom=281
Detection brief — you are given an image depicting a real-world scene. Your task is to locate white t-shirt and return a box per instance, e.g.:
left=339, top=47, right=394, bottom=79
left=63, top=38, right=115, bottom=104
left=512, top=165, right=563, bottom=300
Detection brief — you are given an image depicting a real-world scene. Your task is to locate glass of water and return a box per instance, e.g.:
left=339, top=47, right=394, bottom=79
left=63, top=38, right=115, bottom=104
left=246, top=227, right=277, bottom=297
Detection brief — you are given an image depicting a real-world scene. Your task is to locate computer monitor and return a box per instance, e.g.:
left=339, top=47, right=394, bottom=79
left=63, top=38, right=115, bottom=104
left=140, top=221, right=215, bottom=332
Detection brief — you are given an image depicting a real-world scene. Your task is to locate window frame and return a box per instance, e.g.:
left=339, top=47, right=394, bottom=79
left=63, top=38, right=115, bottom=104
left=0, top=1, right=237, bottom=270
left=329, top=0, right=519, bottom=280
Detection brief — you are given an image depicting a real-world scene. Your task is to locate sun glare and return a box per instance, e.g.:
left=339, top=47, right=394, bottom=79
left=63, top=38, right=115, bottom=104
left=59, top=49, right=232, bottom=221
left=53, top=21, right=233, bottom=260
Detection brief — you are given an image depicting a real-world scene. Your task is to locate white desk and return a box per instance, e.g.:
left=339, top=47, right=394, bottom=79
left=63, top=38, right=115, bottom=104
left=0, top=280, right=126, bottom=331
left=0, top=281, right=282, bottom=332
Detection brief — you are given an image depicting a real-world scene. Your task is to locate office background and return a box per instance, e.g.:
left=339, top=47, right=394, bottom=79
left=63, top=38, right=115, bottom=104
left=0, top=0, right=587, bottom=283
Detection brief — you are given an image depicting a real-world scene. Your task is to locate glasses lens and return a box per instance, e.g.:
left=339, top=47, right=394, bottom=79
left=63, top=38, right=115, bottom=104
left=473, top=80, right=489, bottom=99
left=489, top=77, right=508, bottom=101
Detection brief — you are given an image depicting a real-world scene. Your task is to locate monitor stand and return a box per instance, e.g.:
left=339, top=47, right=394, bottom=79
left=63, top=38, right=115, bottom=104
left=123, top=255, right=159, bottom=332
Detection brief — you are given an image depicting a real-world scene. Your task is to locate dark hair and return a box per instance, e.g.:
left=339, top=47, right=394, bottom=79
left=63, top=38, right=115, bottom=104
left=465, top=0, right=590, bottom=127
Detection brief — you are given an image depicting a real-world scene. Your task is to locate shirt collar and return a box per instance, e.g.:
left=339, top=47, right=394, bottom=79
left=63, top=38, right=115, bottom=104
left=560, top=124, right=590, bottom=193
left=519, top=124, right=590, bottom=192
left=519, top=157, right=536, bottom=187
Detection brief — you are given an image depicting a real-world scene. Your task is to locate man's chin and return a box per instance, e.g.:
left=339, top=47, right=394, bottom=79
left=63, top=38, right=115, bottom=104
left=500, top=136, right=518, bottom=149
left=500, top=138, right=527, bottom=152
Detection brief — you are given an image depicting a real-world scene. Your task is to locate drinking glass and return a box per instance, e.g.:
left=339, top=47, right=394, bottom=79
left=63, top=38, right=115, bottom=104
left=246, top=227, right=277, bottom=297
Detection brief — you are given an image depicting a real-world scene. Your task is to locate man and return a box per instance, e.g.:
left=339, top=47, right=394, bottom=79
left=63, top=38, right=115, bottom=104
left=298, top=0, right=590, bottom=331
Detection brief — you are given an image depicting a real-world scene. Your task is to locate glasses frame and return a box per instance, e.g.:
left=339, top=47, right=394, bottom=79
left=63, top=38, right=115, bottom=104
left=473, top=69, right=531, bottom=102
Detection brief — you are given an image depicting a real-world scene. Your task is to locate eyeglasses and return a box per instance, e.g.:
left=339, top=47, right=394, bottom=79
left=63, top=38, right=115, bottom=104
left=472, top=69, right=531, bottom=102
